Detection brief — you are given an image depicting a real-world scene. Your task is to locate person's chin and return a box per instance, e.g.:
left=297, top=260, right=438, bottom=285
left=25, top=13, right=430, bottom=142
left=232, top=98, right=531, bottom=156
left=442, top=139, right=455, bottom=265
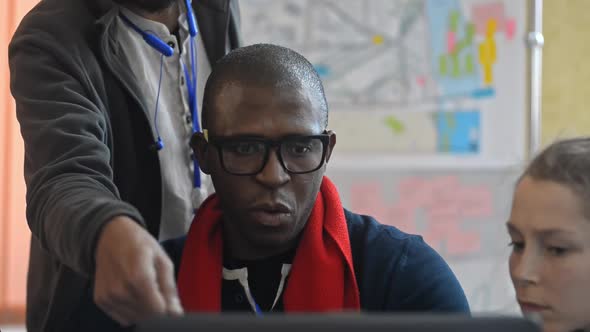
left=246, top=229, right=298, bottom=254
left=253, top=230, right=292, bottom=247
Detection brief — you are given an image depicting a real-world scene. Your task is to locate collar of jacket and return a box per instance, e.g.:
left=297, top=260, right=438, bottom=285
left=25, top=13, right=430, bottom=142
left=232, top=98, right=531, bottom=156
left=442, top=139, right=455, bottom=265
left=85, top=0, right=235, bottom=152
left=87, top=0, right=232, bottom=66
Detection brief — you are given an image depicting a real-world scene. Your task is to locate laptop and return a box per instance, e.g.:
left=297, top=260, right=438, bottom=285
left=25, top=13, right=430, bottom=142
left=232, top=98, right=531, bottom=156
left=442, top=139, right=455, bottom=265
left=136, top=313, right=540, bottom=332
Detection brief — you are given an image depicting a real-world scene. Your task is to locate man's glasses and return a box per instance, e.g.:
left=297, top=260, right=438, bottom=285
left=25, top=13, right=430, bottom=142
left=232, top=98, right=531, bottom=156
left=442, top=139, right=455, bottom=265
left=205, top=132, right=331, bottom=176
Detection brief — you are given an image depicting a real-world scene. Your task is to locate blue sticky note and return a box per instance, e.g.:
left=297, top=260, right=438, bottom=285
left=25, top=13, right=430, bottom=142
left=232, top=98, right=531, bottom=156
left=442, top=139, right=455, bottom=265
left=436, top=110, right=480, bottom=154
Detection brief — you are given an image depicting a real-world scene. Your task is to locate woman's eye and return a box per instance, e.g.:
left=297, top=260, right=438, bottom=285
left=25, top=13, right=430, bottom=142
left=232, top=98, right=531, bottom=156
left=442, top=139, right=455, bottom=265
left=546, top=246, right=568, bottom=256
left=508, top=241, right=524, bottom=252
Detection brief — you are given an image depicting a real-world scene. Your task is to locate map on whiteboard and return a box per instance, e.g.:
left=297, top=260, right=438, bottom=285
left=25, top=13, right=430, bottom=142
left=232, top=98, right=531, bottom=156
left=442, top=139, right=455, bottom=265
left=240, top=0, right=524, bottom=156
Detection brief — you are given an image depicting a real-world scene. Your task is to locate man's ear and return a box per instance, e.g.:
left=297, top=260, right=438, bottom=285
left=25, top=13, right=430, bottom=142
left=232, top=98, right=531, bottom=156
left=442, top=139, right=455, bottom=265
left=191, top=132, right=211, bottom=174
left=325, top=130, right=336, bottom=163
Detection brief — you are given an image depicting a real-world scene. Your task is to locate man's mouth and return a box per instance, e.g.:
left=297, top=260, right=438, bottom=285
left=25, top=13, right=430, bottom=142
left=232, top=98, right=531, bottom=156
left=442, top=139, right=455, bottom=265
left=248, top=203, right=292, bottom=227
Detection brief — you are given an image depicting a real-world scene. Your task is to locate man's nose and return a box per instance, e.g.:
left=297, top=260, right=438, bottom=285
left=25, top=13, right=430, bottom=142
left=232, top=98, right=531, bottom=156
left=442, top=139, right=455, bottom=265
left=255, top=148, right=290, bottom=188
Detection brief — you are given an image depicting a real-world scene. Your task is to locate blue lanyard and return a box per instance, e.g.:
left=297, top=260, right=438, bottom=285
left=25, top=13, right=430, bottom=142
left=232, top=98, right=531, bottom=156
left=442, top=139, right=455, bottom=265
left=184, top=0, right=201, bottom=188
left=184, top=34, right=201, bottom=188
left=253, top=302, right=264, bottom=316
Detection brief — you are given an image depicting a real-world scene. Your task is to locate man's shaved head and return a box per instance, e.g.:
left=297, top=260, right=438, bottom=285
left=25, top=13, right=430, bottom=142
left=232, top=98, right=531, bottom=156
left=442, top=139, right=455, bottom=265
left=201, top=43, right=328, bottom=130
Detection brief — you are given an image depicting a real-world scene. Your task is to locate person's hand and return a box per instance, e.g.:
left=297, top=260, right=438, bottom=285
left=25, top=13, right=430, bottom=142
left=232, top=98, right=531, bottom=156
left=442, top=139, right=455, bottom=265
left=93, top=216, right=183, bottom=326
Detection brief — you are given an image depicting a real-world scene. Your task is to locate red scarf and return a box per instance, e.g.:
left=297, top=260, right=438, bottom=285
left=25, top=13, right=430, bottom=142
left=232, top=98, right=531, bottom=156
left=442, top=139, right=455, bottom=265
left=177, top=176, right=360, bottom=312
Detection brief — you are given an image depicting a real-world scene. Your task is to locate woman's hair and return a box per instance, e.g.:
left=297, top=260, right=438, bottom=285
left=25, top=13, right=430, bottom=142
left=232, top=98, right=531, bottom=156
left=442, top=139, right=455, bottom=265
left=522, top=137, right=590, bottom=216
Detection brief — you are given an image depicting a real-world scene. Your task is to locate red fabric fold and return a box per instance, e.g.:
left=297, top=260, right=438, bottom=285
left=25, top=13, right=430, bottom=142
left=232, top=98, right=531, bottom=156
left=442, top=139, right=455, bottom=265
left=177, top=176, right=360, bottom=312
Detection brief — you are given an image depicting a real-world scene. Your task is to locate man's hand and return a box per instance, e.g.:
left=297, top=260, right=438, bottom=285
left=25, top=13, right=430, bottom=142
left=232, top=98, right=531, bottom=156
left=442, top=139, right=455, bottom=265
left=93, top=216, right=184, bottom=326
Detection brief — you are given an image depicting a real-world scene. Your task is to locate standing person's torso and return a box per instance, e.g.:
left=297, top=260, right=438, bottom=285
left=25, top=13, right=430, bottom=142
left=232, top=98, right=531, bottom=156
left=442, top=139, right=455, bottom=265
left=115, top=2, right=215, bottom=241
left=9, top=0, right=241, bottom=330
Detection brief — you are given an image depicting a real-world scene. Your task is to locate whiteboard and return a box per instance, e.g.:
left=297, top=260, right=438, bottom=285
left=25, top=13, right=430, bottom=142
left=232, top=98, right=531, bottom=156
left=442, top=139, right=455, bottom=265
left=240, top=0, right=529, bottom=312
left=326, top=166, right=522, bottom=313
left=240, top=0, right=527, bottom=165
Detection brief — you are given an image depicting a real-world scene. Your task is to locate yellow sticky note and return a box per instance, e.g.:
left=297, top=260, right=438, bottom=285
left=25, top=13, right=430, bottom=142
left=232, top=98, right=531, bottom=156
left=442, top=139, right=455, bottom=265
left=372, top=35, right=384, bottom=45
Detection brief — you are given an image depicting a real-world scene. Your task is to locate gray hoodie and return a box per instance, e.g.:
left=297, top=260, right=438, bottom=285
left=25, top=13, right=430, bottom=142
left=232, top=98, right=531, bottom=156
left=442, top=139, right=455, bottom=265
left=9, top=0, right=240, bottom=330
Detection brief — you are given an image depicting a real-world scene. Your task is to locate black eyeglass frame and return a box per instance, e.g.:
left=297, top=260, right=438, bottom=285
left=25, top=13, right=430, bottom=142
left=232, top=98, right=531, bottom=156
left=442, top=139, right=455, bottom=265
left=205, top=131, right=331, bottom=176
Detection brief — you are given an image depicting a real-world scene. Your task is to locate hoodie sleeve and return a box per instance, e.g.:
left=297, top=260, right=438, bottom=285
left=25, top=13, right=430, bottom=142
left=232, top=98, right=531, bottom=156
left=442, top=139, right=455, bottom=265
left=9, top=11, right=145, bottom=278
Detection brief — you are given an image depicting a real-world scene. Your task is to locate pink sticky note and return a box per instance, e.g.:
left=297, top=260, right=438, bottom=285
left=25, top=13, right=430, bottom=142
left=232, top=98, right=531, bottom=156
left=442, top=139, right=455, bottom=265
left=422, top=216, right=482, bottom=256
left=386, top=204, right=417, bottom=233
left=350, top=182, right=385, bottom=217
left=428, top=176, right=460, bottom=198
left=420, top=217, right=457, bottom=252
left=446, top=229, right=481, bottom=255
left=427, top=203, right=461, bottom=220
left=505, top=18, right=516, bottom=40
left=398, top=178, right=434, bottom=207
left=416, top=76, right=426, bottom=87
left=457, top=186, right=493, bottom=218
left=447, top=31, right=456, bottom=53
left=471, top=2, right=506, bottom=35
left=398, top=177, right=426, bottom=195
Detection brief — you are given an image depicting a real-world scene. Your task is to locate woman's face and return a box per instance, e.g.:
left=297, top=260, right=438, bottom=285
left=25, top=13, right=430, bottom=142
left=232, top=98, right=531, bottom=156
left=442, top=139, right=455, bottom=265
left=508, top=176, right=590, bottom=332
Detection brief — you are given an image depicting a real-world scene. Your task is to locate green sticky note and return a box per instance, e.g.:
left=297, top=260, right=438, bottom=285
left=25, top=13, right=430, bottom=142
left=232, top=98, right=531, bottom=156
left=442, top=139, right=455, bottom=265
left=385, top=116, right=405, bottom=134
left=449, top=11, right=459, bottom=32
left=465, top=23, right=475, bottom=44
left=465, top=54, right=474, bottom=73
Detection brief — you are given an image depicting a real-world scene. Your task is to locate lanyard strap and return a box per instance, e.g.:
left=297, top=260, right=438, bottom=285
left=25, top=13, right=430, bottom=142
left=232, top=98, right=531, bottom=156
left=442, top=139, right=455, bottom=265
left=182, top=39, right=201, bottom=188
left=185, top=0, right=201, bottom=188
left=222, top=264, right=292, bottom=315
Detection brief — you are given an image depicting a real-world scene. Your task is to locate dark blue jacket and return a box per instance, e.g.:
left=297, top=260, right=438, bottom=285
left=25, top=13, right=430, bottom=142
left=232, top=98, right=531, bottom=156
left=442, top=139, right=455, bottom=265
left=163, top=209, right=470, bottom=313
